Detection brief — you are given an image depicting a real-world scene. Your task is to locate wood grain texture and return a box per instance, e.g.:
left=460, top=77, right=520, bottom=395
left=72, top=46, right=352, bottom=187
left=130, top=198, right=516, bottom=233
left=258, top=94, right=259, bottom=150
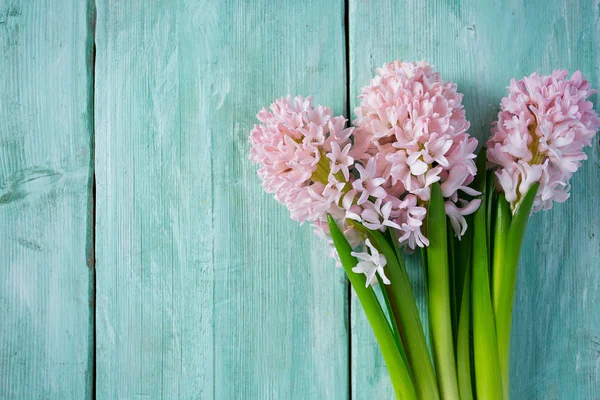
left=0, top=0, right=94, bottom=398
left=349, top=0, right=600, bottom=398
left=94, top=1, right=348, bottom=398
left=3, top=1, right=599, bottom=398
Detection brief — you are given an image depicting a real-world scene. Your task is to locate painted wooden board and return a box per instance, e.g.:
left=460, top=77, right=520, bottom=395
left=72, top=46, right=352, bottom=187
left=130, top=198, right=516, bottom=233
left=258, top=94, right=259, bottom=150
left=3, top=0, right=599, bottom=398
left=349, top=0, right=600, bottom=398
left=94, top=1, right=348, bottom=398
left=0, top=0, right=94, bottom=398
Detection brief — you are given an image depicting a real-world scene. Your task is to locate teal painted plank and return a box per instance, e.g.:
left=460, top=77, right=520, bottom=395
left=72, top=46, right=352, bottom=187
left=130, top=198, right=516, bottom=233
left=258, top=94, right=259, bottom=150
left=0, top=1, right=94, bottom=399
left=94, top=1, right=348, bottom=398
left=349, top=0, right=600, bottom=397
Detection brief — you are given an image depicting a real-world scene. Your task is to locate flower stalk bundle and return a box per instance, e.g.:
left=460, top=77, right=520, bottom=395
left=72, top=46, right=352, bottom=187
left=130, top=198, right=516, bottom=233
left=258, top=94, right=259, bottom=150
left=249, top=61, right=600, bottom=399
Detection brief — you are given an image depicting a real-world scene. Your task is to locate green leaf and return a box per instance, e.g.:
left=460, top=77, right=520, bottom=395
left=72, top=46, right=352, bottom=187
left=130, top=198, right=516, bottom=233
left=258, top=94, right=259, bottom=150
left=493, top=184, right=538, bottom=399
left=426, top=182, right=460, bottom=400
left=471, top=149, right=504, bottom=400
left=456, top=247, right=473, bottom=400
left=453, top=214, right=473, bottom=332
left=356, top=224, right=440, bottom=400
left=453, top=212, right=474, bottom=400
left=492, top=194, right=512, bottom=314
left=448, top=221, right=458, bottom=343
left=486, top=170, right=497, bottom=267
left=377, top=273, right=410, bottom=372
left=327, top=215, right=416, bottom=399
left=384, top=230, right=412, bottom=368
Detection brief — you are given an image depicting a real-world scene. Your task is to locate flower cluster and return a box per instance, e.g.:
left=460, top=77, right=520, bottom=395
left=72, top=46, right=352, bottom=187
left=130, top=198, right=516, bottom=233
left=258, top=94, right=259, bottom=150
left=249, top=61, right=483, bottom=285
left=487, top=70, right=600, bottom=212
left=352, top=61, right=481, bottom=246
left=249, top=96, right=354, bottom=223
left=248, top=63, right=598, bottom=398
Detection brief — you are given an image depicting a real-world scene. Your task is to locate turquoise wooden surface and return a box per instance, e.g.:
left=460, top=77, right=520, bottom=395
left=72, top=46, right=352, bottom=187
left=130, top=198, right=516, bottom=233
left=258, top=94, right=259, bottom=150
left=1, top=0, right=599, bottom=399
left=0, top=0, right=94, bottom=398
left=94, top=0, right=348, bottom=398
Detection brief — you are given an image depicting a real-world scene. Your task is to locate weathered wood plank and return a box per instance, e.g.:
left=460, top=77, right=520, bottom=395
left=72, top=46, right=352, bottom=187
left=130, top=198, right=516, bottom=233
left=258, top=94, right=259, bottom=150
left=0, top=1, right=94, bottom=398
left=94, top=1, right=348, bottom=398
left=349, top=0, right=600, bottom=397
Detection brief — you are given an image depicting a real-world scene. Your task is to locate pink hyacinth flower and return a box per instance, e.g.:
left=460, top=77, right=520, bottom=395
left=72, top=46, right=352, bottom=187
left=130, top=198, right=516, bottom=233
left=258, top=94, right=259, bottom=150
left=487, top=70, right=600, bottom=212
left=352, top=60, right=481, bottom=247
left=249, top=95, right=355, bottom=223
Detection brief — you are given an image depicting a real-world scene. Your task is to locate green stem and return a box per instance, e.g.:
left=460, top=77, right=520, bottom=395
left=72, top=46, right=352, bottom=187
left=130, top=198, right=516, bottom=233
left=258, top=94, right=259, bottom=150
left=448, top=222, right=458, bottom=343
left=453, top=215, right=473, bottom=344
left=327, top=215, right=416, bottom=399
left=384, top=230, right=413, bottom=369
left=374, top=238, right=440, bottom=400
left=426, top=183, right=460, bottom=400
left=471, top=150, right=504, bottom=400
left=486, top=170, right=497, bottom=265
left=353, top=223, right=440, bottom=400
left=456, top=250, right=473, bottom=400
left=378, top=274, right=411, bottom=372
left=492, top=195, right=511, bottom=315
left=388, top=229, right=434, bottom=379
left=454, top=214, right=474, bottom=400
left=493, top=184, right=538, bottom=400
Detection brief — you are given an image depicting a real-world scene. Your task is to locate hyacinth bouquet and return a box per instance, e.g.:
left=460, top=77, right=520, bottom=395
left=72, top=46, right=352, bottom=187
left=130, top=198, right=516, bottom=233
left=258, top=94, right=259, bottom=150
left=249, top=61, right=599, bottom=399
